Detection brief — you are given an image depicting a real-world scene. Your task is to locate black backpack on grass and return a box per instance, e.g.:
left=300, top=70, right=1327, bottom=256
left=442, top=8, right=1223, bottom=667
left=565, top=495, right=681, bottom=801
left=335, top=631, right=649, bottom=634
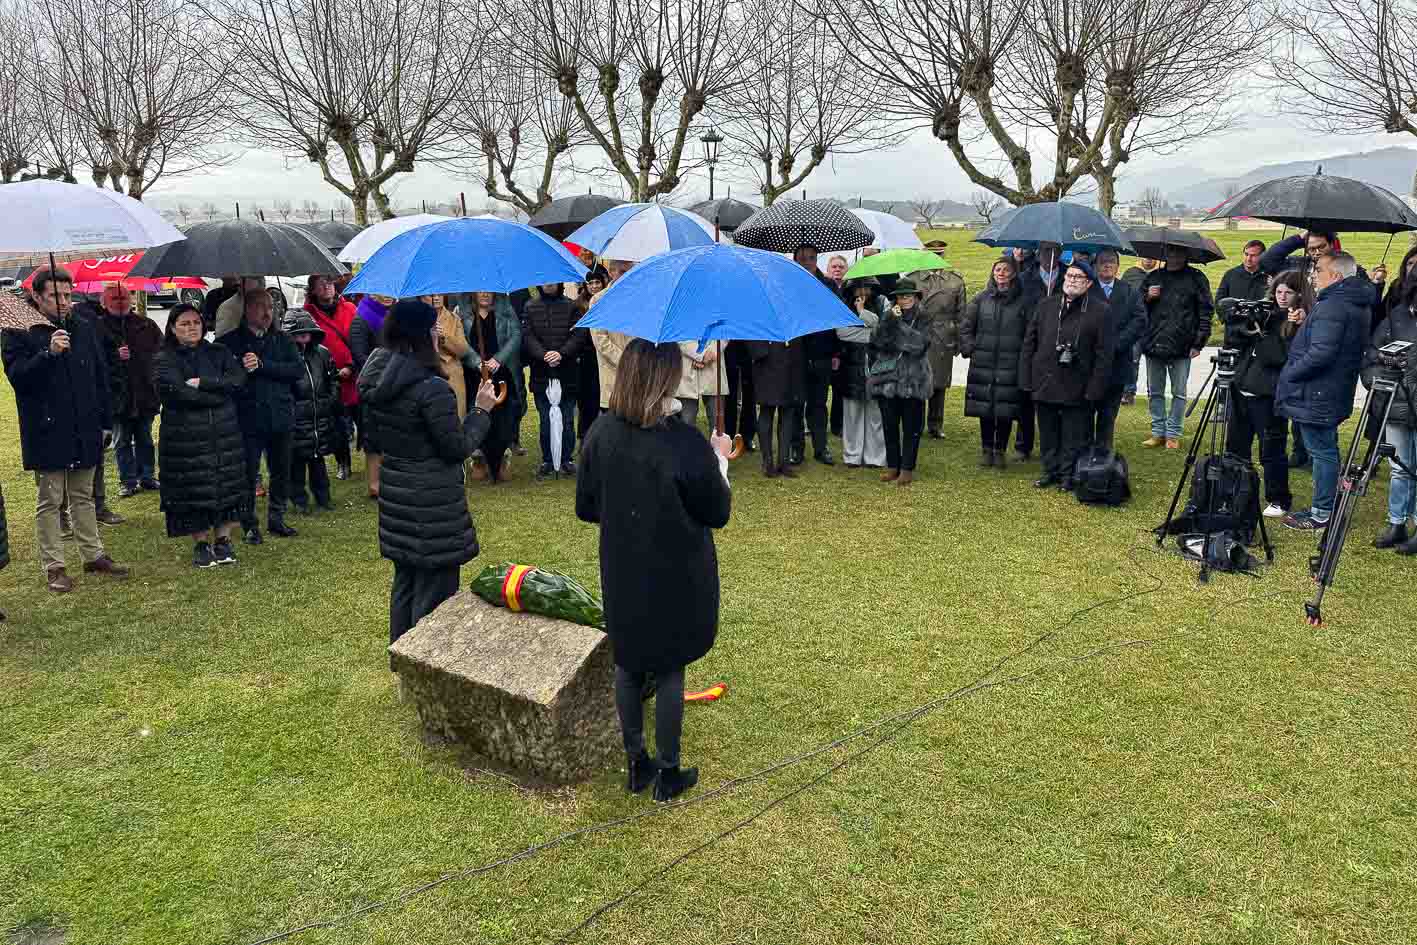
left=1170, top=453, right=1261, bottom=544
left=1073, top=447, right=1131, bottom=506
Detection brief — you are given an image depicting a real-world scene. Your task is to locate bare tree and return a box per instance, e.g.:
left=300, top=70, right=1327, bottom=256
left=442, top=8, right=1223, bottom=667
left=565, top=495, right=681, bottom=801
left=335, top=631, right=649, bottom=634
left=208, top=0, right=478, bottom=223
left=971, top=190, right=1003, bottom=223
left=336, top=201, right=352, bottom=222
left=508, top=0, right=746, bottom=202
left=176, top=202, right=192, bottom=225
left=1218, top=180, right=1242, bottom=229
left=30, top=0, right=232, bottom=197
left=717, top=0, right=903, bottom=205
left=1138, top=186, right=1164, bottom=224
left=201, top=201, right=219, bottom=221
left=0, top=5, right=33, bottom=182
left=275, top=199, right=294, bottom=221
left=911, top=198, right=942, bottom=228
left=301, top=199, right=322, bottom=221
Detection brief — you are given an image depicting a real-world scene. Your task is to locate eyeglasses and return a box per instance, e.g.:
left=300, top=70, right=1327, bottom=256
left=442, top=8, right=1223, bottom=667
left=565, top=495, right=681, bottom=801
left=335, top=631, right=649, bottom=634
left=1062, top=272, right=1090, bottom=282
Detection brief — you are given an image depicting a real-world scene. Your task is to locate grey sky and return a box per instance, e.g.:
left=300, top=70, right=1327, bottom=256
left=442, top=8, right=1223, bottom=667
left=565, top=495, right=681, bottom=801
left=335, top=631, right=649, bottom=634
left=144, top=116, right=1402, bottom=212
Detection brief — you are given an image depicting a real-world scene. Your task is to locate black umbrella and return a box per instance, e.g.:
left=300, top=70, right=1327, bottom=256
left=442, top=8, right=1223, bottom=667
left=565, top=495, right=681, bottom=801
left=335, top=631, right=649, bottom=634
left=128, top=220, right=343, bottom=278
left=1123, top=226, right=1225, bottom=264
left=296, top=220, right=363, bottom=253
left=689, top=196, right=760, bottom=232
left=529, top=193, right=627, bottom=241
left=1203, top=171, right=1417, bottom=234
left=732, top=199, right=875, bottom=253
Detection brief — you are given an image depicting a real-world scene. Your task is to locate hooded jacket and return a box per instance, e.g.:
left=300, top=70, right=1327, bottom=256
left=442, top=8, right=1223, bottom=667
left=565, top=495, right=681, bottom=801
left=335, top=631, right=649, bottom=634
left=282, top=311, right=341, bottom=459
left=358, top=350, right=490, bottom=568
left=1275, top=276, right=1372, bottom=427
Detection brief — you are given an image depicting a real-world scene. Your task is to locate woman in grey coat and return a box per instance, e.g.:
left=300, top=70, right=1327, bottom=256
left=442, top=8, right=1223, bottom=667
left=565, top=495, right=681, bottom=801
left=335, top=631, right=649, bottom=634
left=868, top=279, right=933, bottom=485
left=837, top=277, right=888, bottom=468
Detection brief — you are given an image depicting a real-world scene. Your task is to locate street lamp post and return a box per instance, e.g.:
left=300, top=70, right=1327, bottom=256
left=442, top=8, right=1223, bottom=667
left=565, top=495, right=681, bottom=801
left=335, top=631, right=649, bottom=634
left=700, top=126, right=723, bottom=201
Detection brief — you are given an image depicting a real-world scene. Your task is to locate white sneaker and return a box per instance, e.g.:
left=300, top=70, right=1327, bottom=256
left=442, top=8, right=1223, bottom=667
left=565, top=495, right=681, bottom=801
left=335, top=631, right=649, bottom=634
left=1262, top=503, right=1287, bottom=518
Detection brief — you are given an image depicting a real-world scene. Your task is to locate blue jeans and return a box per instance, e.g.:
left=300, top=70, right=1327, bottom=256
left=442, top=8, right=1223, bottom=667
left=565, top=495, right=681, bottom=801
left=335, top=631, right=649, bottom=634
left=1385, top=423, right=1417, bottom=525
left=532, top=382, right=576, bottom=469
left=1145, top=355, right=1190, bottom=439
left=113, top=413, right=156, bottom=485
left=1296, top=422, right=1340, bottom=520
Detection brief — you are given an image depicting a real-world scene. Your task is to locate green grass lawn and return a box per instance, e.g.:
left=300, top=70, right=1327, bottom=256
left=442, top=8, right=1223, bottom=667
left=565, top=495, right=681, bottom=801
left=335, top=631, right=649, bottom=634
left=4, top=248, right=1416, bottom=943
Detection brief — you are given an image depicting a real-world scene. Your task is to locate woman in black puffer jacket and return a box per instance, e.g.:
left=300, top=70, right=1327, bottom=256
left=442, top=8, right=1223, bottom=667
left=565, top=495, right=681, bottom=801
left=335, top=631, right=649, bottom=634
left=281, top=310, right=340, bottom=513
left=960, top=256, right=1028, bottom=468
left=358, top=300, right=497, bottom=661
left=1363, top=273, right=1417, bottom=554
left=153, top=304, right=249, bottom=568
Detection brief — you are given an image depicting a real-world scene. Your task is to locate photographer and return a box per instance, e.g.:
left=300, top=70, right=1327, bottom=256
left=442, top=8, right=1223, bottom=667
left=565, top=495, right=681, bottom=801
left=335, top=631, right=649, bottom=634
left=1363, top=273, right=1417, bottom=555
left=1224, top=271, right=1300, bottom=519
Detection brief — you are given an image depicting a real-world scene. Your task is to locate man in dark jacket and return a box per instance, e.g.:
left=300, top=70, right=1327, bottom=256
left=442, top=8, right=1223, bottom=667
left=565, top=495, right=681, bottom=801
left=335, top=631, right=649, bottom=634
left=95, top=284, right=164, bottom=497
left=1021, top=259, right=1113, bottom=490
left=1217, top=240, right=1269, bottom=305
left=0, top=271, right=130, bottom=593
left=1276, top=253, right=1371, bottom=530
left=218, top=289, right=302, bottom=543
left=521, top=281, right=588, bottom=479
left=1091, top=250, right=1148, bottom=450
left=790, top=243, right=842, bottom=465
left=1141, top=247, right=1213, bottom=449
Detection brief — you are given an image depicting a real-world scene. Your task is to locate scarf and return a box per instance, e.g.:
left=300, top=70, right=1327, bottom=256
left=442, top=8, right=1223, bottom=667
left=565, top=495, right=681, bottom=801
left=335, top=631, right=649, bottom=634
left=355, top=296, right=388, bottom=337
left=312, top=295, right=340, bottom=317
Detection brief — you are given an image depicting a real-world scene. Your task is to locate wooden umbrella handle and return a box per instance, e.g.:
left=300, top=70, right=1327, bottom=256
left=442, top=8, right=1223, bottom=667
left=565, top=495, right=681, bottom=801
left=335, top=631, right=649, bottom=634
left=481, top=362, right=508, bottom=407
left=713, top=339, right=746, bottom=461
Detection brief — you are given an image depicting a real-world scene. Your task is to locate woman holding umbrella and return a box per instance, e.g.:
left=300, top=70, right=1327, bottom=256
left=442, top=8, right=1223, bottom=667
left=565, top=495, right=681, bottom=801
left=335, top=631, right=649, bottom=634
left=869, top=280, right=933, bottom=485
left=575, top=339, right=733, bottom=802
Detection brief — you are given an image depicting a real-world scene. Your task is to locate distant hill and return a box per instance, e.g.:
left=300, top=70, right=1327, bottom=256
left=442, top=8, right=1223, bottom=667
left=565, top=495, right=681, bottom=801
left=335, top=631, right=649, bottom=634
left=832, top=197, right=977, bottom=222
left=1162, top=146, right=1417, bottom=209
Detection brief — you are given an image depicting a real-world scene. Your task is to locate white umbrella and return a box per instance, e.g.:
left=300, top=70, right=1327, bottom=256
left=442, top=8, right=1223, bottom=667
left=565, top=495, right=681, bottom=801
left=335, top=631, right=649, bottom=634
left=564, top=204, right=715, bottom=262
left=337, top=213, right=450, bottom=264
left=849, top=208, right=924, bottom=250
left=547, top=378, right=564, bottom=470
left=0, top=180, right=186, bottom=261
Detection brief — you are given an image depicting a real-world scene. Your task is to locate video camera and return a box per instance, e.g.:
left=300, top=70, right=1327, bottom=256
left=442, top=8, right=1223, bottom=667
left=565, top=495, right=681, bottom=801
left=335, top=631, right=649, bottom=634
left=1217, top=297, right=1278, bottom=332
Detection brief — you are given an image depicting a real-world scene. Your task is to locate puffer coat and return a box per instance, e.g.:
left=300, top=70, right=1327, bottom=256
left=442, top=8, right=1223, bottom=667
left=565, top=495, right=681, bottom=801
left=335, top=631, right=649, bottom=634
left=153, top=341, right=249, bottom=514
left=960, top=279, right=1030, bottom=420
left=867, top=307, right=933, bottom=400
left=1362, top=298, right=1417, bottom=428
left=284, top=311, right=341, bottom=460
left=360, top=351, right=490, bottom=568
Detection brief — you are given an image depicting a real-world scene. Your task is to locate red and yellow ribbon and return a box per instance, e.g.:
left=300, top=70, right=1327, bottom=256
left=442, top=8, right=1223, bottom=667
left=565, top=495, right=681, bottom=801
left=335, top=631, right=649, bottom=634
left=684, top=682, right=728, bottom=703
left=501, top=564, right=535, bottom=612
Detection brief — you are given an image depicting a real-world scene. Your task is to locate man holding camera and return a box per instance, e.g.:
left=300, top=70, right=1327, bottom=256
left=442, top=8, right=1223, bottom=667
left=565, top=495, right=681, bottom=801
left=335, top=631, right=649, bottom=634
left=0, top=269, right=130, bottom=593
left=1275, top=253, right=1371, bottom=531
left=1021, top=259, right=1113, bottom=490
left=1141, top=247, right=1214, bottom=450
left=1223, top=291, right=1294, bottom=519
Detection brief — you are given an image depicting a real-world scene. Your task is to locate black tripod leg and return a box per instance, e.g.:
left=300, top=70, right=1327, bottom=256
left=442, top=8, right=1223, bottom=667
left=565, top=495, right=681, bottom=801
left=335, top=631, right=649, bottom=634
left=1257, top=505, right=1275, bottom=562
left=1156, top=391, right=1218, bottom=544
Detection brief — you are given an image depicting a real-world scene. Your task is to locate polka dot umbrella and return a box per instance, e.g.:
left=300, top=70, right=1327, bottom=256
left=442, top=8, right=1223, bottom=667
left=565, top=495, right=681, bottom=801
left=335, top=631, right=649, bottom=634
left=731, top=199, right=876, bottom=254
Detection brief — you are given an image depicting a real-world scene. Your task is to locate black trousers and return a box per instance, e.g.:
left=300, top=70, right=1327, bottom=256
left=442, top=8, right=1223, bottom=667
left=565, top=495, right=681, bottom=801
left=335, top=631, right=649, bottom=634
left=1036, top=402, right=1090, bottom=479
left=389, top=562, right=460, bottom=662
left=1227, top=394, right=1292, bottom=509
left=290, top=455, right=331, bottom=508
left=757, top=403, right=799, bottom=471
left=1090, top=386, right=1125, bottom=452
left=1014, top=393, right=1036, bottom=455
left=614, top=664, right=686, bottom=767
left=980, top=416, right=1013, bottom=451
left=878, top=396, right=925, bottom=472
left=241, top=429, right=292, bottom=529
left=927, top=388, right=948, bottom=434
left=724, top=342, right=757, bottom=448
left=829, top=366, right=845, bottom=438
left=578, top=356, right=601, bottom=443
left=333, top=408, right=353, bottom=467
left=792, top=359, right=832, bottom=457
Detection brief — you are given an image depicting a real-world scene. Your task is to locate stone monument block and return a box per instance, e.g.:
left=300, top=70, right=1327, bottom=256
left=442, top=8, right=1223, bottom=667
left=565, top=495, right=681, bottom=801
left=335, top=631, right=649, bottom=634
left=389, top=590, right=619, bottom=784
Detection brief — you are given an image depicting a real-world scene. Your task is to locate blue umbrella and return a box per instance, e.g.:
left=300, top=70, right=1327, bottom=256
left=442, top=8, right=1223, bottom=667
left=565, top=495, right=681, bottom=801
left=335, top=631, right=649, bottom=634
left=576, top=243, right=857, bottom=346
left=342, top=216, right=587, bottom=298
left=972, top=201, right=1133, bottom=254
left=565, top=203, right=716, bottom=261
left=577, top=243, right=859, bottom=455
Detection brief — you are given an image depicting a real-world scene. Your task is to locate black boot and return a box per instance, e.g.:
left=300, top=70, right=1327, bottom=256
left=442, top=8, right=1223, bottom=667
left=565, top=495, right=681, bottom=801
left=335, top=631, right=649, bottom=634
left=1397, top=533, right=1417, bottom=556
left=1374, top=522, right=1409, bottom=549
left=626, top=749, right=657, bottom=794
left=268, top=520, right=299, bottom=538
left=761, top=435, right=777, bottom=478
left=994, top=449, right=1007, bottom=470
left=653, top=764, right=700, bottom=802
left=978, top=449, right=995, bottom=468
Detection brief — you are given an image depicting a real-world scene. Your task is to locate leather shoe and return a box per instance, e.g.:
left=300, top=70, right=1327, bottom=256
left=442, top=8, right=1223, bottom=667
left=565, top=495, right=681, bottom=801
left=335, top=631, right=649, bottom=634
left=1374, top=523, right=1409, bottom=549
left=979, top=449, right=995, bottom=468
left=46, top=566, right=73, bottom=594
left=880, top=469, right=900, bottom=482
left=244, top=528, right=264, bottom=545
left=1398, top=534, right=1417, bottom=556
left=778, top=466, right=799, bottom=479
left=1058, top=477, right=1074, bottom=492
left=1034, top=475, right=1060, bottom=488
left=268, top=521, right=299, bottom=538
left=82, top=555, right=130, bottom=579
left=814, top=450, right=835, bottom=466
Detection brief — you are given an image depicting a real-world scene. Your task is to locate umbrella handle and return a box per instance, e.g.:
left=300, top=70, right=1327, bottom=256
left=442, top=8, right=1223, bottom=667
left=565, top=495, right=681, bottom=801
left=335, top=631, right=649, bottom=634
left=481, top=362, right=509, bottom=408
left=713, top=339, right=745, bottom=462
left=729, top=434, right=745, bottom=461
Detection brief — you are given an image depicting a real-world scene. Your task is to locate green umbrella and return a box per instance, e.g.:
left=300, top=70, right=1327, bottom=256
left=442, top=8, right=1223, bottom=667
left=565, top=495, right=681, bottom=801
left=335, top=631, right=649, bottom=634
left=844, top=248, right=952, bottom=280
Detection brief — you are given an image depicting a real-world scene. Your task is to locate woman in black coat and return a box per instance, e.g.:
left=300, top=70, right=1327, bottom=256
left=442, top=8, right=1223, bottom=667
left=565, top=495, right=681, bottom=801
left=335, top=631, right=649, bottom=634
left=1363, top=274, right=1417, bottom=554
left=153, top=304, right=249, bottom=568
left=960, top=256, right=1028, bottom=468
left=282, top=310, right=341, bottom=512
left=359, top=300, right=497, bottom=665
left=576, top=339, right=733, bottom=803
left=749, top=336, right=806, bottom=477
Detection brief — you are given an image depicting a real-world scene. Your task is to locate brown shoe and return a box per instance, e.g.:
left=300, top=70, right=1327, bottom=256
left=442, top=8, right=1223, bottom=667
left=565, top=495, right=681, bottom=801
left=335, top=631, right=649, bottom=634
left=46, top=566, right=73, bottom=594
left=880, top=469, right=900, bottom=482
left=778, top=466, right=798, bottom=479
left=83, top=555, right=130, bottom=580
left=1142, top=436, right=1164, bottom=448
left=897, top=470, right=914, bottom=486
left=1165, top=438, right=1181, bottom=450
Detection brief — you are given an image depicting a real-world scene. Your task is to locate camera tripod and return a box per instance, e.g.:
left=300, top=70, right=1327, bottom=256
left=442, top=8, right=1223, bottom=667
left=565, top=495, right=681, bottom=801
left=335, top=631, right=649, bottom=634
left=1305, top=359, right=1416, bottom=626
left=1154, top=348, right=1276, bottom=581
